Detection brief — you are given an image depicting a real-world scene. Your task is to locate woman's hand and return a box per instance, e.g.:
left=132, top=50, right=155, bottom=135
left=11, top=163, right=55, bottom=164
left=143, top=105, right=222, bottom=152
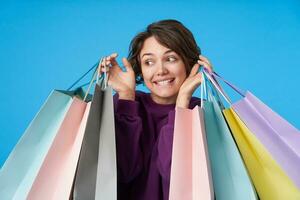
left=100, top=53, right=136, bottom=100
left=176, top=55, right=213, bottom=108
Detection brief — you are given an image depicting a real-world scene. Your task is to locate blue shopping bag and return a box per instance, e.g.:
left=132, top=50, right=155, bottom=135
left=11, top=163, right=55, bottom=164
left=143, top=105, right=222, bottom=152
left=203, top=76, right=258, bottom=200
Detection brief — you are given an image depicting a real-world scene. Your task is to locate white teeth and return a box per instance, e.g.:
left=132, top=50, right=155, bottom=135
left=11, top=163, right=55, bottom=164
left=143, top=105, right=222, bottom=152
left=156, top=79, right=173, bottom=86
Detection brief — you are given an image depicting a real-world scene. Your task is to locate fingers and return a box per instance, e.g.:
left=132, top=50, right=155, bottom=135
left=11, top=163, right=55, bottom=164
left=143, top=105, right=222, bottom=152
left=189, top=63, right=201, bottom=77
left=111, top=52, right=118, bottom=58
left=197, top=60, right=210, bottom=69
left=199, top=55, right=211, bottom=66
left=99, top=53, right=119, bottom=74
left=98, top=53, right=133, bottom=76
left=193, top=73, right=203, bottom=85
left=103, top=53, right=118, bottom=67
left=99, top=59, right=108, bottom=74
left=197, top=60, right=212, bottom=73
left=189, top=55, right=213, bottom=78
left=107, top=53, right=118, bottom=66
left=178, top=69, right=203, bottom=100
left=190, top=73, right=203, bottom=92
left=122, top=57, right=133, bottom=72
left=198, top=55, right=213, bottom=73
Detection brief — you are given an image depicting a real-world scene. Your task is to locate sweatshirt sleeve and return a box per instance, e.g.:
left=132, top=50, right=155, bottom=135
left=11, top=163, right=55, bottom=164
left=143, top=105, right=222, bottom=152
left=156, top=109, right=176, bottom=182
left=114, top=94, right=143, bottom=183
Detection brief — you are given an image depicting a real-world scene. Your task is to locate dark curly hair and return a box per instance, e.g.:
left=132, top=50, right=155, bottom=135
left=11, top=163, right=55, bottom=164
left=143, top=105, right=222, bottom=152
left=128, top=19, right=201, bottom=84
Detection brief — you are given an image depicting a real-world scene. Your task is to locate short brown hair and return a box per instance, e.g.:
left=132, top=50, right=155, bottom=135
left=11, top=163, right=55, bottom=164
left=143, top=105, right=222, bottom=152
left=128, top=19, right=201, bottom=84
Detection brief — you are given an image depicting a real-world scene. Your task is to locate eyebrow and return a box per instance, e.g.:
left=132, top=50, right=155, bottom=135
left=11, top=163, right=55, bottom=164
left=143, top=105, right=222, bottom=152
left=141, top=49, right=174, bottom=59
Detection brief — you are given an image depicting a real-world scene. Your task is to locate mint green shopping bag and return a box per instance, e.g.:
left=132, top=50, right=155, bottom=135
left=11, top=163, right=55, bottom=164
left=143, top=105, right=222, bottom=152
left=203, top=76, right=258, bottom=200
left=0, top=89, right=85, bottom=200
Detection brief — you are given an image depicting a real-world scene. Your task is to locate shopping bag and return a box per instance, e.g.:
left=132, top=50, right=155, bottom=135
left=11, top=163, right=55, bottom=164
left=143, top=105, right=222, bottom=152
left=0, top=88, right=85, bottom=200
left=223, top=108, right=300, bottom=200
left=211, top=72, right=300, bottom=189
left=73, top=84, right=104, bottom=199
left=204, top=71, right=300, bottom=199
left=232, top=92, right=300, bottom=188
left=169, top=78, right=214, bottom=200
left=203, top=88, right=257, bottom=200
left=26, top=97, right=91, bottom=199
left=95, top=85, right=117, bottom=200
left=73, top=66, right=117, bottom=200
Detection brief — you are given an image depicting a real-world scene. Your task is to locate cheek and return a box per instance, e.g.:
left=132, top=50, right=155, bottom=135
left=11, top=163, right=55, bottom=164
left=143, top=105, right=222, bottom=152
left=141, top=67, right=154, bottom=85
left=172, top=63, right=187, bottom=82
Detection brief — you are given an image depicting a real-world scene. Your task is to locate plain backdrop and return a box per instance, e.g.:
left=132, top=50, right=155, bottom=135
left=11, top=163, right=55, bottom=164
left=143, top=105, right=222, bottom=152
left=0, top=0, right=299, bottom=167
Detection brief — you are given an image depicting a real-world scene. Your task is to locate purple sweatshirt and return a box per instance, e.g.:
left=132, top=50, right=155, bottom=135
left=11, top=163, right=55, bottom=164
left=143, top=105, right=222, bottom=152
left=113, top=91, right=200, bottom=200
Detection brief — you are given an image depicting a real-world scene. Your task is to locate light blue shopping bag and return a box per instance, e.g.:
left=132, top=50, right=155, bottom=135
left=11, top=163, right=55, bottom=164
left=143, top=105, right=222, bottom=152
left=0, top=89, right=85, bottom=200
left=203, top=76, right=258, bottom=200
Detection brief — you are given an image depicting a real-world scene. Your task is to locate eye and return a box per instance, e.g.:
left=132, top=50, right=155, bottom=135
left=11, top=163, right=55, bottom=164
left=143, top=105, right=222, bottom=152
left=167, top=56, right=177, bottom=62
left=144, top=59, right=154, bottom=66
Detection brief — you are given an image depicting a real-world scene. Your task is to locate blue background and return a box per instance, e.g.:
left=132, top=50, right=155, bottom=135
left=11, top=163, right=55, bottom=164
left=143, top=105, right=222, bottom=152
left=0, top=0, right=299, bottom=168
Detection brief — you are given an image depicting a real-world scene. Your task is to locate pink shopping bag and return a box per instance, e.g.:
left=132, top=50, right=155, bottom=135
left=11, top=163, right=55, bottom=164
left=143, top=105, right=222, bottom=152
left=169, top=105, right=214, bottom=200
left=27, top=97, right=91, bottom=200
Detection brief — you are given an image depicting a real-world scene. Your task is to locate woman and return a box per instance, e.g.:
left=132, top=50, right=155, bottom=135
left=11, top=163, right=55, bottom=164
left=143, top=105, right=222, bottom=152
left=100, top=19, right=213, bottom=200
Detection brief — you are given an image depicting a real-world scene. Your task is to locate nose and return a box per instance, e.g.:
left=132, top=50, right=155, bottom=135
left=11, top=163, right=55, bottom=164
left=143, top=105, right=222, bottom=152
left=156, top=61, right=168, bottom=76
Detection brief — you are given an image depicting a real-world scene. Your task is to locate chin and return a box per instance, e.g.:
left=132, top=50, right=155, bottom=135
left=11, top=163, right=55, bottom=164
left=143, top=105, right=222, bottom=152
left=152, top=88, right=178, bottom=99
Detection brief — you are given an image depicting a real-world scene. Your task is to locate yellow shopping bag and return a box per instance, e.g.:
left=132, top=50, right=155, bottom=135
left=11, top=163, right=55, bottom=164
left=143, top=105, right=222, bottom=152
left=223, top=108, right=300, bottom=200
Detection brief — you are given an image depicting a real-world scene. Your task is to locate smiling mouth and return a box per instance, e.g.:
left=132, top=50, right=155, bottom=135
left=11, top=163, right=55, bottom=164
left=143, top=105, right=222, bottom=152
left=153, top=78, right=175, bottom=86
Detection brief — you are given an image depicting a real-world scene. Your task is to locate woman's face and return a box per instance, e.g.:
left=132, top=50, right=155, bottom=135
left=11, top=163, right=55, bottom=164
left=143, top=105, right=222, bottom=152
left=140, top=36, right=187, bottom=104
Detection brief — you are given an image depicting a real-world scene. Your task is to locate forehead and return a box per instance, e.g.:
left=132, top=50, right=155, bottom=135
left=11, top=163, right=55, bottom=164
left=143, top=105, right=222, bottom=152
left=140, top=36, right=173, bottom=57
